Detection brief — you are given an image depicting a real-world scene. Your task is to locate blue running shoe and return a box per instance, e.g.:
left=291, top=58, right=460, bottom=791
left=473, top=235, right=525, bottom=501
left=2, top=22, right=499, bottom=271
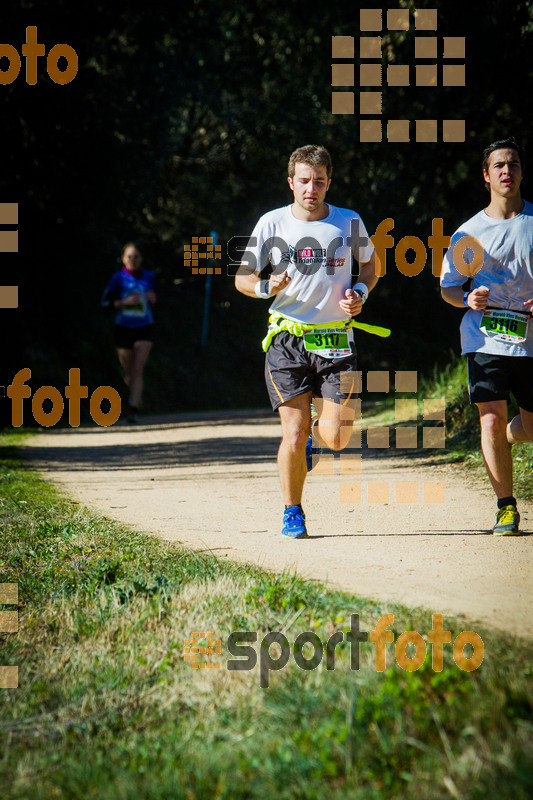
left=282, top=505, right=308, bottom=539
left=305, top=434, right=322, bottom=471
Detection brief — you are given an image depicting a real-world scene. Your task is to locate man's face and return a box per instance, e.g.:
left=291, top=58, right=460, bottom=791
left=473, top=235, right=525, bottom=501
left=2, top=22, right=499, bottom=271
left=483, top=148, right=522, bottom=199
left=288, top=162, right=331, bottom=214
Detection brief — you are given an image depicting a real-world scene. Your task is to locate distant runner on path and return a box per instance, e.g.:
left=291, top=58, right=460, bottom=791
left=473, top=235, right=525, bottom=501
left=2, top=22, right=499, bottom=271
left=101, top=243, right=157, bottom=424
left=440, top=137, right=533, bottom=535
left=235, top=145, right=380, bottom=539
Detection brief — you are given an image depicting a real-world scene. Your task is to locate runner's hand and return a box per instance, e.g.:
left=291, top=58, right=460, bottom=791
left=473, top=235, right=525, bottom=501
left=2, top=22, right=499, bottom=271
left=523, top=297, right=533, bottom=312
left=338, top=288, right=364, bottom=317
left=122, top=293, right=143, bottom=306
left=268, top=270, right=291, bottom=295
left=467, top=286, right=490, bottom=310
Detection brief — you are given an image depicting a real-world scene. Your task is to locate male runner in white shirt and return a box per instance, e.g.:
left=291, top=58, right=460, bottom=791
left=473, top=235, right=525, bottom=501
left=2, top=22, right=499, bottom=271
left=236, top=145, right=380, bottom=538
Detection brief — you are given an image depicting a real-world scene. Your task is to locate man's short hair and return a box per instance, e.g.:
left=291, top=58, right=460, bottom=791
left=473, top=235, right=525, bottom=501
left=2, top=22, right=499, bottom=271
left=482, top=137, right=523, bottom=191
left=288, top=145, right=332, bottom=179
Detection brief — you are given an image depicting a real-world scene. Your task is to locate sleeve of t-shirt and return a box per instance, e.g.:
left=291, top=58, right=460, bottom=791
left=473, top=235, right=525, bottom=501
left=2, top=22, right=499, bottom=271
left=146, top=271, right=157, bottom=291
left=440, top=230, right=475, bottom=288
left=101, top=272, right=122, bottom=307
left=353, top=215, right=374, bottom=264
left=241, top=214, right=281, bottom=275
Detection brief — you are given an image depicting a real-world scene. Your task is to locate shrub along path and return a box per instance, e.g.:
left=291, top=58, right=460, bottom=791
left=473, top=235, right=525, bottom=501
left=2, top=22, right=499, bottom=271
left=21, top=408, right=533, bottom=638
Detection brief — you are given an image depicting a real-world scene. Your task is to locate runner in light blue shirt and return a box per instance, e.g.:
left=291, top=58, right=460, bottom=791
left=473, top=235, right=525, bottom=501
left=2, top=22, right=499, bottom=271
left=440, top=137, right=533, bottom=535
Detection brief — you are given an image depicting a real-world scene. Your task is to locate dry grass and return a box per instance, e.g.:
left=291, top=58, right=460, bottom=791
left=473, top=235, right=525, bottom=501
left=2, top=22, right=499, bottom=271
left=1, top=435, right=532, bottom=799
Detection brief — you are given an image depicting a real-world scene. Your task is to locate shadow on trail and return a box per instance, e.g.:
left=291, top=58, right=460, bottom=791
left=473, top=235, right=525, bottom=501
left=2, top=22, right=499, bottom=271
left=22, top=434, right=280, bottom=472
left=20, top=409, right=452, bottom=475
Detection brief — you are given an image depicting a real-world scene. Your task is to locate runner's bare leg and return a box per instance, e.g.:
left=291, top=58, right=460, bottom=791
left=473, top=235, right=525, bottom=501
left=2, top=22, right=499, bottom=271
left=506, top=407, right=533, bottom=444
left=478, top=400, right=513, bottom=498
left=129, top=340, right=153, bottom=408
left=313, top=397, right=358, bottom=451
left=277, top=393, right=312, bottom=506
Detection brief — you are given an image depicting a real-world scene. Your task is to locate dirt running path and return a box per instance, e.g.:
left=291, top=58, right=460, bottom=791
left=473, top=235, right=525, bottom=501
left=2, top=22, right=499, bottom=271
left=21, top=410, right=533, bottom=638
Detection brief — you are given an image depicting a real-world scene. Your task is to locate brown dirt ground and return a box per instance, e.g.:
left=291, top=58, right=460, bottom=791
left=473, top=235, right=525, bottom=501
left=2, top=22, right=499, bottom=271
left=21, top=409, right=533, bottom=639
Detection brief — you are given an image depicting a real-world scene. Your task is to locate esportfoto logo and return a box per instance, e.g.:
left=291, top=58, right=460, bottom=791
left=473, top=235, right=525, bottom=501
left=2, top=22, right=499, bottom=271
left=332, top=7, right=466, bottom=143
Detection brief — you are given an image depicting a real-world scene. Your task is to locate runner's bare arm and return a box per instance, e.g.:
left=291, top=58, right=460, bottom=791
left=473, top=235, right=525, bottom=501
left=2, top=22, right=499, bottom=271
left=441, top=285, right=490, bottom=309
left=357, top=251, right=380, bottom=295
left=235, top=265, right=291, bottom=298
left=114, top=293, right=142, bottom=308
left=338, top=251, right=381, bottom=316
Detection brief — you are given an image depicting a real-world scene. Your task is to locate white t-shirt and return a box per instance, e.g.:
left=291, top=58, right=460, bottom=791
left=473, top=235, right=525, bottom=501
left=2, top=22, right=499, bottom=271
left=243, top=204, right=374, bottom=324
left=440, top=200, right=533, bottom=356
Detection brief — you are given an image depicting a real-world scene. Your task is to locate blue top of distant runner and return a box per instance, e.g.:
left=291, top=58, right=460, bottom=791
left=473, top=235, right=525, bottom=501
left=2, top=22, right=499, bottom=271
left=440, top=200, right=533, bottom=356
left=102, top=268, right=156, bottom=328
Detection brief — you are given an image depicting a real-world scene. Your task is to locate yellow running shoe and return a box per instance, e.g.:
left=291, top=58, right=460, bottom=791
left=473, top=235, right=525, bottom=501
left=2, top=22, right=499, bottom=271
left=493, top=505, right=520, bottom=536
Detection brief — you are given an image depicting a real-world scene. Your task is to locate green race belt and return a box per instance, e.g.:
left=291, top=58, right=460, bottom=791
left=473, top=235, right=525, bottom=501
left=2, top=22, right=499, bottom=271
left=262, top=313, right=391, bottom=352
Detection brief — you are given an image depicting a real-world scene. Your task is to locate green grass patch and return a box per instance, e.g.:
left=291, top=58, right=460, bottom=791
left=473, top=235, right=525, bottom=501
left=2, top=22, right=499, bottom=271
left=364, top=354, right=532, bottom=501
left=421, top=355, right=533, bottom=500
left=0, top=434, right=532, bottom=799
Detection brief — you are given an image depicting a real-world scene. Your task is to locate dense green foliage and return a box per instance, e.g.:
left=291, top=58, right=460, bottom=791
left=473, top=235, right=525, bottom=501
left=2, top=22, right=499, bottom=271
left=1, top=0, right=533, bottom=422
left=424, top=356, right=533, bottom=498
left=1, top=440, right=532, bottom=798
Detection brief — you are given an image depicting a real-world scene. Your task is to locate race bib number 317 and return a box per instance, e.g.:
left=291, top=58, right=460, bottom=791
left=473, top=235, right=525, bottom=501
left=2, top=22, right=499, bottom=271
left=303, top=328, right=353, bottom=358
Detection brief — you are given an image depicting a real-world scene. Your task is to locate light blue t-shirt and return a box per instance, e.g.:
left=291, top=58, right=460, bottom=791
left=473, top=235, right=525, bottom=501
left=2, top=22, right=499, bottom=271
left=440, top=200, right=533, bottom=356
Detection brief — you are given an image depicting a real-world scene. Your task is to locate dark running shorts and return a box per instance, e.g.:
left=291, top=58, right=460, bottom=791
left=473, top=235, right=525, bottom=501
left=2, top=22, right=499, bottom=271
left=265, top=331, right=359, bottom=412
left=114, top=324, right=154, bottom=349
left=466, top=352, right=533, bottom=411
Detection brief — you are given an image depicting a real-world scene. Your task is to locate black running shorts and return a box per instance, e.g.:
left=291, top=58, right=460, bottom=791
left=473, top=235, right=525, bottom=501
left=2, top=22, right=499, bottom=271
left=466, top=352, right=533, bottom=411
left=265, top=331, right=359, bottom=412
left=114, top=324, right=154, bottom=349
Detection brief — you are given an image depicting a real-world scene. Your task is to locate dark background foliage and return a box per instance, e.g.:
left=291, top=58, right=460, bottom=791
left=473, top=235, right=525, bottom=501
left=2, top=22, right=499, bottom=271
left=1, top=0, right=532, bottom=423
